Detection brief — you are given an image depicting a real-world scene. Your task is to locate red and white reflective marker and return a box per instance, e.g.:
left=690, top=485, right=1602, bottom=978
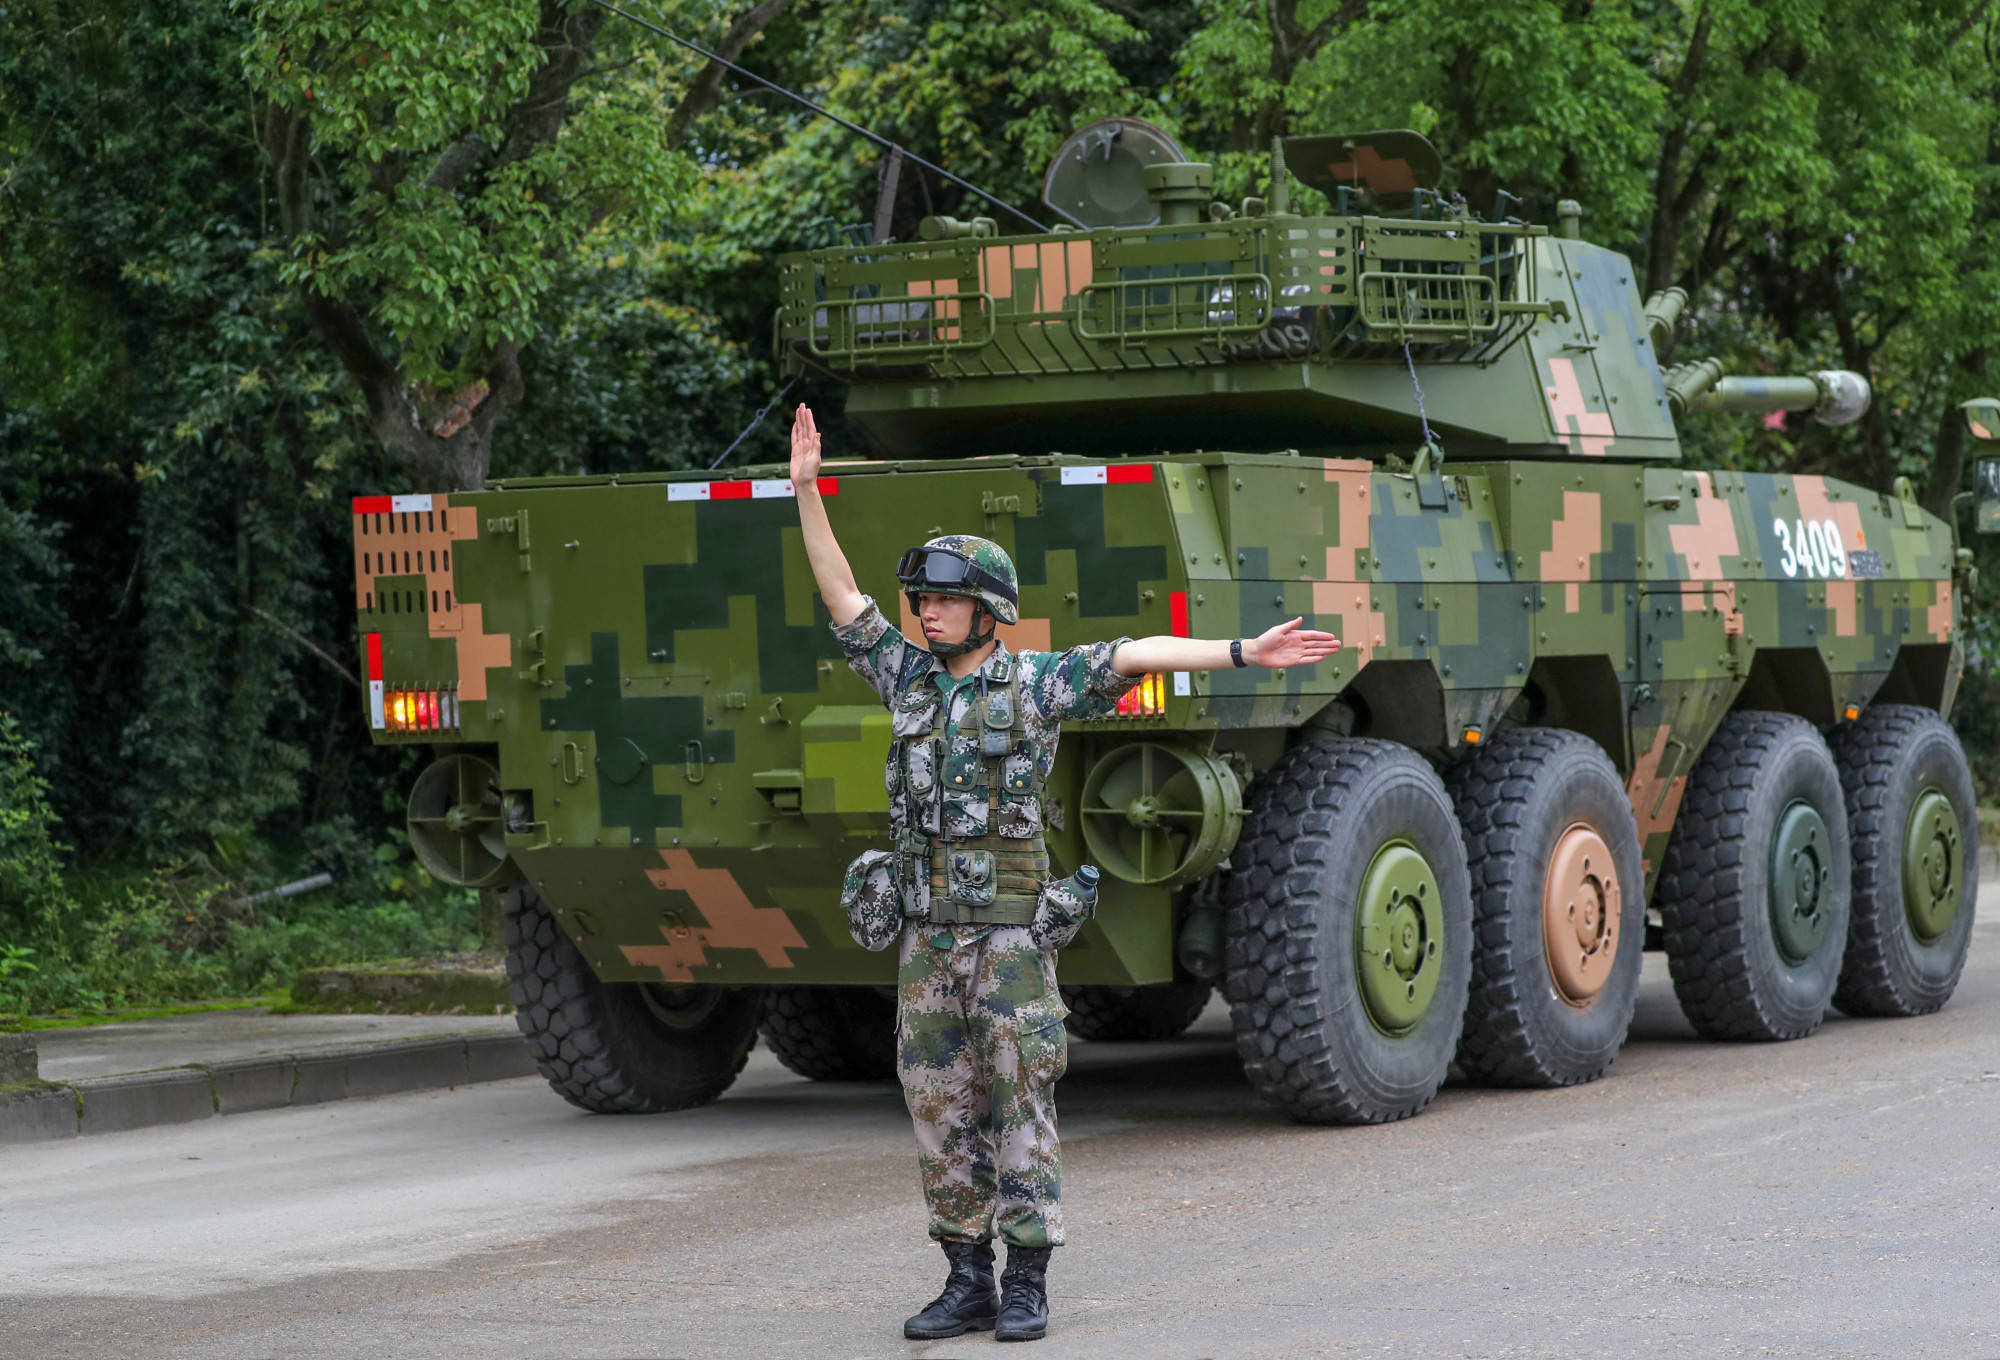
left=667, top=477, right=840, bottom=503
left=1167, top=589, right=1192, bottom=696
left=1058, top=464, right=1154, bottom=486
left=351, top=494, right=435, bottom=515
left=365, top=632, right=385, bottom=730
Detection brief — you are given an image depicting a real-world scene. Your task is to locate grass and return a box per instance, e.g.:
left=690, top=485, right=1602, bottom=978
left=0, top=995, right=289, bottom=1033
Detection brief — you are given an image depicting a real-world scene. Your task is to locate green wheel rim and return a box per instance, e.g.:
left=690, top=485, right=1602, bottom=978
left=1768, top=799, right=1835, bottom=964
left=1354, top=840, right=1443, bottom=1035
left=1902, top=789, right=1963, bottom=943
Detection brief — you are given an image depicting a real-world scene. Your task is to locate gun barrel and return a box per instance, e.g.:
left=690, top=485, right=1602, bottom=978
left=1668, top=366, right=1871, bottom=427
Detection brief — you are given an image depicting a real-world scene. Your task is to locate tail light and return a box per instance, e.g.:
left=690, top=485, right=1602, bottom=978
left=384, top=688, right=460, bottom=733
left=1114, top=673, right=1170, bottom=718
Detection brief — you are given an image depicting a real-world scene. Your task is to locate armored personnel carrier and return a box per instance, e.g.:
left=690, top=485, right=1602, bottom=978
left=356, top=123, right=1996, bottom=1123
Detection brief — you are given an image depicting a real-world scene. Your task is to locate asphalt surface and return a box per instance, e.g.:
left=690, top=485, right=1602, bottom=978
left=5, top=885, right=1999, bottom=1360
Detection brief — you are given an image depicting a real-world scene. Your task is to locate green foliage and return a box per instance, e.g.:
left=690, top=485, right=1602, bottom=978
left=0, top=945, right=39, bottom=1014
left=495, top=247, right=761, bottom=478
left=0, top=712, right=73, bottom=940
left=0, top=844, right=482, bottom=1015
left=241, top=0, right=695, bottom=391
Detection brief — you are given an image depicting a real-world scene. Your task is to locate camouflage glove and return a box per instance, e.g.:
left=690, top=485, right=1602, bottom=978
left=841, top=848, right=903, bottom=952
left=1029, top=875, right=1094, bottom=952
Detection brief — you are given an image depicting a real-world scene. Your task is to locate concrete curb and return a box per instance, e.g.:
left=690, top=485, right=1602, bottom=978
left=0, top=1031, right=536, bottom=1145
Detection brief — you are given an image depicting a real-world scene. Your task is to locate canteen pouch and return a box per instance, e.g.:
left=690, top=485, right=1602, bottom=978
left=1029, top=874, right=1095, bottom=952
left=841, top=848, right=903, bottom=952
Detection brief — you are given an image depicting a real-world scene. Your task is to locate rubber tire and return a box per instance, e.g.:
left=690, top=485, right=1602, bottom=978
left=1059, top=981, right=1214, bottom=1041
left=758, top=986, right=898, bottom=1080
left=1445, top=729, right=1645, bottom=1087
left=1657, top=711, right=1851, bottom=1042
left=501, top=882, right=762, bottom=1113
left=1222, top=738, right=1472, bottom=1125
left=1830, top=705, right=1978, bottom=1017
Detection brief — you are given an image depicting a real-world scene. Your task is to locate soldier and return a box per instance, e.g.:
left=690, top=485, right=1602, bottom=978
left=790, top=404, right=1338, bottom=1342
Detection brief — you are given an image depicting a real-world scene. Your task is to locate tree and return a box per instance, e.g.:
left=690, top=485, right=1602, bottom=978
left=242, top=0, right=796, bottom=492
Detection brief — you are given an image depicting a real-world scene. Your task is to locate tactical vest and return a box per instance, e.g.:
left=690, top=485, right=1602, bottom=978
left=892, top=653, right=1047, bottom=926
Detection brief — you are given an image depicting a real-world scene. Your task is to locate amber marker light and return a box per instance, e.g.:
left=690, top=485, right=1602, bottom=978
left=1463, top=726, right=1484, bottom=745
left=1844, top=704, right=1862, bottom=721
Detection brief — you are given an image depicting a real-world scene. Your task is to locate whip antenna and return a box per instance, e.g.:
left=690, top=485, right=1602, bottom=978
left=592, top=0, right=1049, bottom=234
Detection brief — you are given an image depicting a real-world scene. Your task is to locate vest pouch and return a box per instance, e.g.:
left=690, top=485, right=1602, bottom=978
left=980, top=683, right=1014, bottom=756
left=905, top=736, right=939, bottom=796
left=1001, top=739, right=1037, bottom=795
left=942, top=746, right=983, bottom=795
left=949, top=848, right=997, bottom=907
left=840, top=848, right=903, bottom=952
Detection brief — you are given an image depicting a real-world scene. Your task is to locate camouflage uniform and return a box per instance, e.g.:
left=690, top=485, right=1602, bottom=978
left=833, top=593, right=1138, bottom=1249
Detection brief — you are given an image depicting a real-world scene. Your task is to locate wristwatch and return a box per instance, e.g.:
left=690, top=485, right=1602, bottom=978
left=1230, top=639, right=1247, bottom=668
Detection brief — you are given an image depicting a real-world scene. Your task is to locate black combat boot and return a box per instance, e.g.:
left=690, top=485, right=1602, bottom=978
left=995, top=1245, right=1052, bottom=1342
left=903, top=1239, right=999, bottom=1340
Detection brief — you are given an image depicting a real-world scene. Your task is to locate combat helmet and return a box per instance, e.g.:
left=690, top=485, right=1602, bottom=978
left=896, top=534, right=1019, bottom=656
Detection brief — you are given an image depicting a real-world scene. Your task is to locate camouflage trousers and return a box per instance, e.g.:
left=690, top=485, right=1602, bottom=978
left=896, top=921, right=1070, bottom=1249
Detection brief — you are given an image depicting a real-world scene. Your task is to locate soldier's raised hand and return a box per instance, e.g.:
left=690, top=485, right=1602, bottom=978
left=1250, top=617, right=1341, bottom=669
left=790, top=403, right=822, bottom=491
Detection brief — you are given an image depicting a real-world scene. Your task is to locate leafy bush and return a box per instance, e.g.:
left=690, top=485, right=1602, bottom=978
left=0, top=711, right=73, bottom=941
left=0, top=713, right=481, bottom=1013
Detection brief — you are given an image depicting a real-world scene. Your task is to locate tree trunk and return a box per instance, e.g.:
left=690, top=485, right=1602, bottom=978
left=1926, top=351, right=1988, bottom=517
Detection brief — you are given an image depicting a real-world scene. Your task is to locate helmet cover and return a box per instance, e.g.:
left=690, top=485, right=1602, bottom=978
left=896, top=534, right=1020, bottom=626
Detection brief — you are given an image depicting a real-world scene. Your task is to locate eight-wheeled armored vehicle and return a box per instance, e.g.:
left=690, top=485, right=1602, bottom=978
left=356, top=123, right=1997, bottom=1123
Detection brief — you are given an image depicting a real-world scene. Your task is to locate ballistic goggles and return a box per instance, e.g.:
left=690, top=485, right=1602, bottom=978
left=894, top=545, right=1017, bottom=608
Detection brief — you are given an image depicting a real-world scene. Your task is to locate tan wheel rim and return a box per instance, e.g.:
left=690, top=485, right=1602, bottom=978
left=1543, top=823, right=1619, bottom=1006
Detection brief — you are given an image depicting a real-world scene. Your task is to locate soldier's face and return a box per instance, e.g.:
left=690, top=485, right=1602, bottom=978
left=915, top=592, right=977, bottom=642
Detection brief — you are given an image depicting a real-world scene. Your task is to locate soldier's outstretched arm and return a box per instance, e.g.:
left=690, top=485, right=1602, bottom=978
left=1110, top=617, right=1339, bottom=675
left=790, top=404, right=867, bottom=626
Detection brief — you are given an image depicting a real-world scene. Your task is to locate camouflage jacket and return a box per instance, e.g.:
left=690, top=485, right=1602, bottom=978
left=832, top=597, right=1140, bottom=845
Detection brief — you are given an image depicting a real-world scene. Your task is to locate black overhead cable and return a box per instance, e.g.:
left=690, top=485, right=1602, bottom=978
left=591, top=0, right=1050, bottom=234
left=710, top=375, right=798, bottom=470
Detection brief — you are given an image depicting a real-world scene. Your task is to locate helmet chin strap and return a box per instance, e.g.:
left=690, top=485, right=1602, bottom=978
left=917, top=599, right=996, bottom=659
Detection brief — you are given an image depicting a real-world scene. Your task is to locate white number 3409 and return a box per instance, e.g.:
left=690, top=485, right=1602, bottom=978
left=1772, top=517, right=1848, bottom=579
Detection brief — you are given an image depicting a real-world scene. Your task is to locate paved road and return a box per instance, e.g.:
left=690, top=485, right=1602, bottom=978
left=6, top=888, right=1999, bottom=1360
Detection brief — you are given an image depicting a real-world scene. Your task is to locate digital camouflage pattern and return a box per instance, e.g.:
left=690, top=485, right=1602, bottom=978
left=833, top=597, right=1135, bottom=872
left=907, top=533, right=1021, bottom=625
left=897, top=924, right=1069, bottom=1248
left=1028, top=874, right=1094, bottom=953
left=354, top=129, right=1978, bottom=1002
left=842, top=848, right=901, bottom=952
left=836, top=593, right=1133, bottom=1241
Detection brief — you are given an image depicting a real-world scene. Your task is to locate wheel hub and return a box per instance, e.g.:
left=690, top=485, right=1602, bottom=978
left=638, top=983, right=724, bottom=1031
left=1902, top=789, right=1963, bottom=943
left=1355, top=841, right=1443, bottom=1035
left=1543, top=823, right=1620, bottom=1006
left=1769, top=800, right=1834, bottom=964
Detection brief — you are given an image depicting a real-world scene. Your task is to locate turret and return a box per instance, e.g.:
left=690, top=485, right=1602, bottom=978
left=773, top=120, right=1848, bottom=463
